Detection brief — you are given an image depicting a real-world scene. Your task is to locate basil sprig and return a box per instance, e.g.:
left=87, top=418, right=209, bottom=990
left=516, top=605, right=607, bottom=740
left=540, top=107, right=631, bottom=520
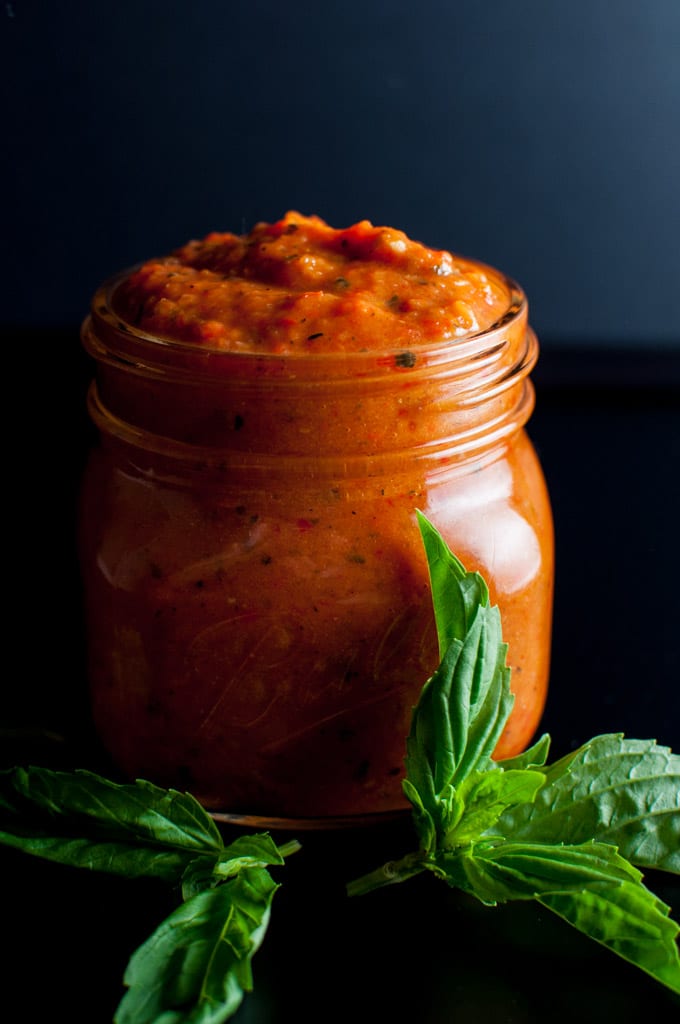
left=1, top=511, right=679, bottom=1016
left=347, top=511, right=680, bottom=995
left=0, top=767, right=299, bottom=1022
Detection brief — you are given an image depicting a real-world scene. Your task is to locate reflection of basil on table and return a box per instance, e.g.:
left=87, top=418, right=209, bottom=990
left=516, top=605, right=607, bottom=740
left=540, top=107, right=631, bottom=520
left=1, top=513, right=678, bottom=1021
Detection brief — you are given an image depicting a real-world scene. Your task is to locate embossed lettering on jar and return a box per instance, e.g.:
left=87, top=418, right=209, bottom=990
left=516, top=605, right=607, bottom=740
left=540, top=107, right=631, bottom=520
left=79, top=213, right=554, bottom=822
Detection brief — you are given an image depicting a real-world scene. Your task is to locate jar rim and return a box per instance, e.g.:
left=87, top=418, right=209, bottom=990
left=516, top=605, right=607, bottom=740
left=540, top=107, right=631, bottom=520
left=85, top=264, right=529, bottom=374
left=83, top=263, right=538, bottom=466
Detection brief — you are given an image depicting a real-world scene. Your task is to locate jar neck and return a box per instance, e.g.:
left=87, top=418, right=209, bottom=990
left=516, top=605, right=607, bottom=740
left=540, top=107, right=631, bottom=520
left=82, top=271, right=538, bottom=473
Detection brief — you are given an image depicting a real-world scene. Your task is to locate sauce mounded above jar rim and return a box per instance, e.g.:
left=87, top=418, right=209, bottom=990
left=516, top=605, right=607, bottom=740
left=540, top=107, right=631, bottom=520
left=113, top=210, right=511, bottom=353
left=79, top=211, right=554, bottom=824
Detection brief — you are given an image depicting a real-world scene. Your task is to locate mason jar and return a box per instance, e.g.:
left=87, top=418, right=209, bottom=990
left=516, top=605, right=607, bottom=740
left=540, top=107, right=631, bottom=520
left=79, top=245, right=553, bottom=823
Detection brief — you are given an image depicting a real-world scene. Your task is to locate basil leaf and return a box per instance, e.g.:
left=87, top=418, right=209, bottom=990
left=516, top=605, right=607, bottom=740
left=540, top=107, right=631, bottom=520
left=401, top=778, right=436, bottom=853
left=416, top=510, right=489, bottom=658
left=404, top=603, right=513, bottom=844
left=0, top=766, right=223, bottom=881
left=212, top=834, right=286, bottom=876
left=116, top=866, right=279, bottom=1024
left=403, top=639, right=465, bottom=836
left=181, top=834, right=286, bottom=900
left=496, top=732, right=551, bottom=771
left=447, top=840, right=680, bottom=994
left=350, top=514, right=680, bottom=995
left=497, top=734, right=680, bottom=874
left=450, top=838, right=644, bottom=902
left=444, top=768, right=546, bottom=848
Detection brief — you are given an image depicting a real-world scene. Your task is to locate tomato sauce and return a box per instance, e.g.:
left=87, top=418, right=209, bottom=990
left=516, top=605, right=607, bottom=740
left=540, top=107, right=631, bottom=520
left=114, top=211, right=510, bottom=353
left=80, top=213, right=554, bottom=821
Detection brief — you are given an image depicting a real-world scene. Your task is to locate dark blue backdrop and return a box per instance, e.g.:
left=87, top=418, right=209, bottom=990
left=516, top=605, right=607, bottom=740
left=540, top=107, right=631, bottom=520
left=3, top=0, right=680, bottom=345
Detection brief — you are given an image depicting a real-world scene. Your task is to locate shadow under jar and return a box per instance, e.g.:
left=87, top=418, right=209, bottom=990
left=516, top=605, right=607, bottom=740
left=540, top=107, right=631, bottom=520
left=79, top=222, right=554, bottom=824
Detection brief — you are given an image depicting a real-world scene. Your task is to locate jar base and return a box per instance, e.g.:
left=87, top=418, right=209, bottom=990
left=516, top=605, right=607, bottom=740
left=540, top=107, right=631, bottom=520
left=209, top=806, right=411, bottom=832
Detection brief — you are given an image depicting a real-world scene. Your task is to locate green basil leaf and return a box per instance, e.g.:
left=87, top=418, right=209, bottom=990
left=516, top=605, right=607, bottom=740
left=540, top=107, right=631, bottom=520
left=404, top=603, right=513, bottom=842
left=450, top=838, right=642, bottom=902
left=0, top=766, right=223, bottom=881
left=181, top=835, right=286, bottom=900
left=444, top=768, right=546, bottom=847
left=540, top=886, right=680, bottom=996
left=443, top=840, right=680, bottom=994
left=404, top=639, right=465, bottom=832
left=496, top=732, right=551, bottom=771
left=497, top=734, right=680, bottom=874
left=116, top=866, right=278, bottom=1024
left=212, top=834, right=286, bottom=876
left=401, top=778, right=436, bottom=853
left=416, top=510, right=490, bottom=658
left=181, top=855, right=223, bottom=899
left=350, top=514, right=680, bottom=996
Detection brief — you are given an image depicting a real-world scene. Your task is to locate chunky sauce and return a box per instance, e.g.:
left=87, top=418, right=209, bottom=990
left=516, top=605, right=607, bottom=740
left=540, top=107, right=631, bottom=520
left=114, top=211, right=510, bottom=353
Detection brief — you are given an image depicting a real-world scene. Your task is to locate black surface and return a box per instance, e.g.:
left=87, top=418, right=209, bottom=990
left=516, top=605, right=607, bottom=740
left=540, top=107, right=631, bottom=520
left=2, top=343, right=679, bottom=1023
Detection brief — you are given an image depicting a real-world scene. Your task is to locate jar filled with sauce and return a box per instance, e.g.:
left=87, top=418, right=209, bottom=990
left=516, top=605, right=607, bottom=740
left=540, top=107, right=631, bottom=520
left=79, top=212, right=554, bottom=822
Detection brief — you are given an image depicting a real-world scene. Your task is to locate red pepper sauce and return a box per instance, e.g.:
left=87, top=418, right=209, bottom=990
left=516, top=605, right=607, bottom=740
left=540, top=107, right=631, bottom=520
left=115, top=211, right=510, bottom=353
left=81, top=213, right=554, bottom=819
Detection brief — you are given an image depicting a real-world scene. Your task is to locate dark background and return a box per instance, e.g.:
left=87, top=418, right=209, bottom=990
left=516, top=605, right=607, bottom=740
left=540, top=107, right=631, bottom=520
left=3, top=0, right=680, bottom=346
left=2, top=3, right=679, bottom=1022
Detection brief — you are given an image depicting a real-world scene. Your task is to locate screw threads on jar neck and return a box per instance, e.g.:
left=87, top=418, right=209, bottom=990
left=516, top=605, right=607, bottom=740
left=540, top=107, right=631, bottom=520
left=82, top=271, right=538, bottom=476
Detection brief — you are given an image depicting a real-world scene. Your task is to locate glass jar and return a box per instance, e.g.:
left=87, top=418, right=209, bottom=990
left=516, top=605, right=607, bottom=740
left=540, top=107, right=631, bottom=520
left=79, top=268, right=553, bottom=823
